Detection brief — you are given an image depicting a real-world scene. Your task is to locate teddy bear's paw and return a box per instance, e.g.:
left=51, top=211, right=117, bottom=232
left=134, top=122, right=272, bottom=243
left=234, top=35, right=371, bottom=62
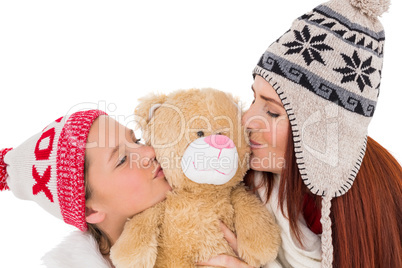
left=231, top=186, right=281, bottom=266
left=110, top=226, right=159, bottom=268
left=110, top=242, right=157, bottom=268
left=110, top=202, right=165, bottom=267
left=238, top=242, right=279, bottom=267
left=237, top=222, right=281, bottom=267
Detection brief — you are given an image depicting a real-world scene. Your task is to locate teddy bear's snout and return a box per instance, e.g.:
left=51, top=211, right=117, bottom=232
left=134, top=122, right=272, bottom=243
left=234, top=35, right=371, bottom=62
left=204, top=135, right=235, bottom=150
left=180, top=135, right=239, bottom=185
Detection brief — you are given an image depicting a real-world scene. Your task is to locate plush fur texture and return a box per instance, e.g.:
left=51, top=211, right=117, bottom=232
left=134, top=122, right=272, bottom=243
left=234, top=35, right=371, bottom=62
left=110, top=88, right=280, bottom=267
left=42, top=231, right=111, bottom=268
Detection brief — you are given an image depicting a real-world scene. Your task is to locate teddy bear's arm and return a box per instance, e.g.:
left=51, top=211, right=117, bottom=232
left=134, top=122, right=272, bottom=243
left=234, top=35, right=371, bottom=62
left=230, top=185, right=281, bottom=267
left=110, top=202, right=165, bottom=268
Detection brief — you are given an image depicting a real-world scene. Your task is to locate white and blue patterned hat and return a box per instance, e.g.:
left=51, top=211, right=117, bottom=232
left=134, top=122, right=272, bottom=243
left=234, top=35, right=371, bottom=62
left=253, top=0, right=390, bottom=266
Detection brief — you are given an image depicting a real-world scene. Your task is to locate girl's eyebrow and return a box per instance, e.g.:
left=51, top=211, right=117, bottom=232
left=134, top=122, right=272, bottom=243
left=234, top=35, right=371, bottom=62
left=129, top=129, right=135, bottom=139
left=108, top=129, right=136, bottom=163
left=109, top=145, right=120, bottom=163
left=251, top=85, right=283, bottom=107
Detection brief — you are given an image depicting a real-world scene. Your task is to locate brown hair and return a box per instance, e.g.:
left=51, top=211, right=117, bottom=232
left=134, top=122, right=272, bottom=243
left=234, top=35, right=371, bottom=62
left=84, top=157, right=112, bottom=256
left=246, top=130, right=402, bottom=267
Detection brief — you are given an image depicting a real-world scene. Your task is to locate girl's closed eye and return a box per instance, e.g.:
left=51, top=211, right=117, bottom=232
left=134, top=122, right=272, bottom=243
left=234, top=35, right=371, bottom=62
left=116, top=155, right=127, bottom=167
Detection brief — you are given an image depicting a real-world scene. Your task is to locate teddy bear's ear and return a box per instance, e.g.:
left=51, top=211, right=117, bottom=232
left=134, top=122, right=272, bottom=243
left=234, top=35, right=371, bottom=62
left=134, top=93, right=168, bottom=127
left=225, top=92, right=243, bottom=112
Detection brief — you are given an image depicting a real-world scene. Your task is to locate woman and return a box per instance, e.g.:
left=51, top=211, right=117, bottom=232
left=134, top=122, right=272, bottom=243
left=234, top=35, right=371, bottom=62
left=201, top=0, right=401, bottom=267
left=0, top=110, right=172, bottom=267
left=243, top=76, right=402, bottom=268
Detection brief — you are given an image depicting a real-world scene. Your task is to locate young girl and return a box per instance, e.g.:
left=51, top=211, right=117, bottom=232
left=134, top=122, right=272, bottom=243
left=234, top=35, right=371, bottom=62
left=0, top=110, right=172, bottom=267
left=201, top=0, right=402, bottom=267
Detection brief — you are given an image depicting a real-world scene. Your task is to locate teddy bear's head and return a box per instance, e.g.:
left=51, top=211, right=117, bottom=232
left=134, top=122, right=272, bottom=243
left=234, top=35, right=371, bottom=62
left=135, top=88, right=250, bottom=190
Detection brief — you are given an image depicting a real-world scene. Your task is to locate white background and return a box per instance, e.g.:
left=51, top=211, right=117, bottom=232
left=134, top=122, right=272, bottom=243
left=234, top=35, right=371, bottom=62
left=0, top=0, right=400, bottom=267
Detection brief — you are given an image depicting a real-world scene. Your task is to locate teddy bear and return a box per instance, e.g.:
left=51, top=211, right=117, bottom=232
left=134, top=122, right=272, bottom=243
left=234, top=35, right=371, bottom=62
left=110, top=88, right=280, bottom=267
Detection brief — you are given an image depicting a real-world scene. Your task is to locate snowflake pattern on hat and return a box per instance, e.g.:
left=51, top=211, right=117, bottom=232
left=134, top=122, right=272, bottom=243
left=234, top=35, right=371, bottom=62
left=334, top=50, right=376, bottom=92
left=283, top=25, right=334, bottom=66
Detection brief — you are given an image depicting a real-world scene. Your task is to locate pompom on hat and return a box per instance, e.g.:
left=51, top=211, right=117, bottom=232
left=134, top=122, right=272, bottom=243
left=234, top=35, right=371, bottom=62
left=0, top=109, right=106, bottom=231
left=253, top=0, right=390, bottom=267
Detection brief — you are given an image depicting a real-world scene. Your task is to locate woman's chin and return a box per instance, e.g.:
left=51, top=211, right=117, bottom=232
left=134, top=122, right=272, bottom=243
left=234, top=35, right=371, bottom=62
left=249, top=154, right=285, bottom=174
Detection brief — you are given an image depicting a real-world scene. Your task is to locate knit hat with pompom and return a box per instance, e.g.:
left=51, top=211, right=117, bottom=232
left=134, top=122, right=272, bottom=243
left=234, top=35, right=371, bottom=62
left=0, top=109, right=106, bottom=231
left=253, top=0, right=390, bottom=267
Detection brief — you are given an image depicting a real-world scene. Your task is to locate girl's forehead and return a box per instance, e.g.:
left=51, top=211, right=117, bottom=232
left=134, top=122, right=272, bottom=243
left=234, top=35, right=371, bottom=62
left=87, top=116, right=131, bottom=148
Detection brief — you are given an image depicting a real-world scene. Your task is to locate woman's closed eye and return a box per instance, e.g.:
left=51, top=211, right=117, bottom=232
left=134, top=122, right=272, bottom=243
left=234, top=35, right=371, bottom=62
left=267, top=110, right=280, bottom=118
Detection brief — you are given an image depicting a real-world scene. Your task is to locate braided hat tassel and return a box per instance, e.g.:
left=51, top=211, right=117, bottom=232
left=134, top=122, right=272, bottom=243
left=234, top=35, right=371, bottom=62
left=321, top=192, right=334, bottom=268
left=0, top=148, right=13, bottom=191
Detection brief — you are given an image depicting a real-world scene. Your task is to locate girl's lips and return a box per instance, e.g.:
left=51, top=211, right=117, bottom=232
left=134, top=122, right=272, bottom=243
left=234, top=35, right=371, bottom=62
left=154, top=166, right=164, bottom=179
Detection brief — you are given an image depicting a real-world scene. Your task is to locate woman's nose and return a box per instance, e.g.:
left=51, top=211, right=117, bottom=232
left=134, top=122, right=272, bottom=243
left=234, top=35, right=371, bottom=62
left=242, top=108, right=260, bottom=130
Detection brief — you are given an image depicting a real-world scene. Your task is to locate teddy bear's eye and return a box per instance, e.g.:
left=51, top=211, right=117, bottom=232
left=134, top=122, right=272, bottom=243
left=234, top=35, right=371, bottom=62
left=197, top=131, right=204, bottom=137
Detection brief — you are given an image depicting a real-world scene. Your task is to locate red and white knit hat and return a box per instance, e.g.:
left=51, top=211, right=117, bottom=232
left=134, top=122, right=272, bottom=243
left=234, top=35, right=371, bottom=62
left=0, top=109, right=106, bottom=231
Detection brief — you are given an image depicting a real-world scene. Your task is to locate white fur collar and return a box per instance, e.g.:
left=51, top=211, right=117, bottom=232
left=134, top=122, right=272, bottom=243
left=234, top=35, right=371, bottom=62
left=42, top=231, right=111, bottom=268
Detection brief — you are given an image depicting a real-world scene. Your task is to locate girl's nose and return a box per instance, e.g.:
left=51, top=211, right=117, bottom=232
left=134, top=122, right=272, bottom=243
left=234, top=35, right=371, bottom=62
left=139, top=145, right=156, bottom=167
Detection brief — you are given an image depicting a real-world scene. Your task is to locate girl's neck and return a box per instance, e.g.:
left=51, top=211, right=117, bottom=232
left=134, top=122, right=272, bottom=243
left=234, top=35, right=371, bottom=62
left=104, top=254, right=115, bottom=268
left=98, top=216, right=126, bottom=246
left=96, top=216, right=127, bottom=267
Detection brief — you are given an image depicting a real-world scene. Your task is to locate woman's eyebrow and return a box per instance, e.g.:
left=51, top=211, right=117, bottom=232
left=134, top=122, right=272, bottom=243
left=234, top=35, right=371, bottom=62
left=251, top=85, right=283, bottom=107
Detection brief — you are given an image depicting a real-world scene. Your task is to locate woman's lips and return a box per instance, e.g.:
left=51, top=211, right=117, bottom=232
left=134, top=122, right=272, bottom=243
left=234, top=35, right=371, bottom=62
left=249, top=139, right=263, bottom=149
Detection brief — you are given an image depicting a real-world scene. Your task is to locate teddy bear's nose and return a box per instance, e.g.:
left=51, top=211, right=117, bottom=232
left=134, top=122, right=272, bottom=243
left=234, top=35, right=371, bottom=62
left=204, top=135, right=235, bottom=149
